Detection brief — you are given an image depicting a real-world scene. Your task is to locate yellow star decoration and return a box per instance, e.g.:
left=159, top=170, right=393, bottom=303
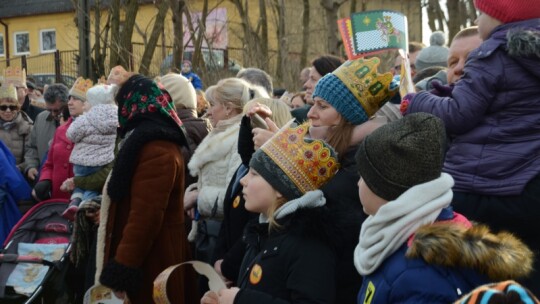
left=363, top=16, right=371, bottom=26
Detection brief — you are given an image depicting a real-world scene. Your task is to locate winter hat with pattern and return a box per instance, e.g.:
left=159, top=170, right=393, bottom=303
left=312, top=57, right=398, bottom=125
left=474, top=0, right=540, bottom=24
left=69, top=77, right=93, bottom=102
left=86, top=84, right=117, bottom=108
left=414, top=31, right=449, bottom=72
left=455, top=280, right=539, bottom=304
left=355, top=112, right=446, bottom=201
left=250, top=121, right=340, bottom=201
left=160, top=73, right=197, bottom=110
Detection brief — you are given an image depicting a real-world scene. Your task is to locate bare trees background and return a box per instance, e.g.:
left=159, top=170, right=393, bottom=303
left=77, top=0, right=478, bottom=90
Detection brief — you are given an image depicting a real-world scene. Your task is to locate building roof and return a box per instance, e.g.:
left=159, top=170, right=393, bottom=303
left=0, top=0, right=154, bottom=19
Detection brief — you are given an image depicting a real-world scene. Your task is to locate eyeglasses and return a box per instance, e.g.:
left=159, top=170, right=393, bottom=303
left=0, top=105, right=18, bottom=111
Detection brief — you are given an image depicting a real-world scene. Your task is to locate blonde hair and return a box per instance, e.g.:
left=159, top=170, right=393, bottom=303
left=205, top=78, right=254, bottom=116
left=243, top=97, right=292, bottom=128
left=267, top=197, right=288, bottom=231
left=326, top=118, right=355, bottom=160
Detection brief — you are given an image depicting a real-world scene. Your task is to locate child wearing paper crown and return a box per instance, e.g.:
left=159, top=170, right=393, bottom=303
left=201, top=122, right=341, bottom=304
left=61, top=84, right=118, bottom=221
left=400, top=0, right=540, bottom=293
left=354, top=113, right=533, bottom=303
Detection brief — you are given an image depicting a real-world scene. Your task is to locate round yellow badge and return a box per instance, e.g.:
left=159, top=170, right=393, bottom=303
left=249, top=264, right=263, bottom=285
left=232, top=196, right=241, bottom=208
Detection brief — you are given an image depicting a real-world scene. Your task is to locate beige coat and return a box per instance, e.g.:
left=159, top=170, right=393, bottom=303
left=0, top=112, right=32, bottom=170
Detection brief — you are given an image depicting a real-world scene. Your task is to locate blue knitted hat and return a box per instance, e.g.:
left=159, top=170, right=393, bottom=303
left=312, top=57, right=398, bottom=125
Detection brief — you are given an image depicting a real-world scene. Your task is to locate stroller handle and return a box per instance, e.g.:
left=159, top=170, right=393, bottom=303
left=0, top=253, right=56, bottom=267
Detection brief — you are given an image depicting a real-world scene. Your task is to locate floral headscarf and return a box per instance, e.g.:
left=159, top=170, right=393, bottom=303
left=116, top=74, right=183, bottom=134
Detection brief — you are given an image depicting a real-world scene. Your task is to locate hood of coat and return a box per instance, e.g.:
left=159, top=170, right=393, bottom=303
left=406, top=222, right=533, bottom=282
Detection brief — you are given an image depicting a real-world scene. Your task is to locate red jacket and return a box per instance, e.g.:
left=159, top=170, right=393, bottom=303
left=39, top=118, right=74, bottom=200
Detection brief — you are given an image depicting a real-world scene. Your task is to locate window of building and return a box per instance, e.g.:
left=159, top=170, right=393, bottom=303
left=0, top=34, right=4, bottom=57
left=14, top=32, right=30, bottom=55
left=40, top=29, right=56, bottom=53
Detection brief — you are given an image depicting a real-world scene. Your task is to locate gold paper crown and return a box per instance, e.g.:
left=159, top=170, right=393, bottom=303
left=261, top=121, right=340, bottom=194
left=3, top=66, right=26, bottom=88
left=0, top=84, right=18, bottom=100
left=333, top=57, right=397, bottom=117
left=69, top=77, right=93, bottom=102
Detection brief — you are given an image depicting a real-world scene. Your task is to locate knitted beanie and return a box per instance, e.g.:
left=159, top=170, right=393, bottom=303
left=312, top=57, right=398, bottom=125
left=474, top=0, right=540, bottom=24
left=86, top=84, right=117, bottom=108
left=355, top=113, right=446, bottom=201
left=249, top=122, right=340, bottom=201
left=415, top=32, right=449, bottom=72
left=160, top=73, right=197, bottom=110
left=455, top=280, right=539, bottom=304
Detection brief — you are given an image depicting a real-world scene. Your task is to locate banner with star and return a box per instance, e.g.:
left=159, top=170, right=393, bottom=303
left=339, top=10, right=408, bottom=59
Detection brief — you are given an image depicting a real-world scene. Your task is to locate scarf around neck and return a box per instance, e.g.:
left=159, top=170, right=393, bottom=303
left=354, top=173, right=454, bottom=276
left=259, top=190, right=326, bottom=224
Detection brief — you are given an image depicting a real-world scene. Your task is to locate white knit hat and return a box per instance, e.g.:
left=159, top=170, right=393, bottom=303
left=160, top=73, right=197, bottom=110
left=86, top=84, right=117, bottom=108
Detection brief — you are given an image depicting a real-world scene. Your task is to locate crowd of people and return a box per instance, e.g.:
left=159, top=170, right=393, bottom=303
left=0, top=0, right=539, bottom=303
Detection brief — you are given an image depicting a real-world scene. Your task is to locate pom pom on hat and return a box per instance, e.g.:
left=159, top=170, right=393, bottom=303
left=474, top=0, right=540, bottom=24
left=415, top=31, right=449, bottom=71
left=160, top=73, right=197, bottom=110
left=312, top=57, right=398, bottom=125
left=86, top=84, right=117, bottom=108
left=355, top=113, right=447, bottom=201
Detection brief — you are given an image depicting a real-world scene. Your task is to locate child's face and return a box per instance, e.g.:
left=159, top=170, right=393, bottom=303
left=240, top=169, right=283, bottom=215
left=358, top=178, right=387, bottom=215
left=475, top=11, right=503, bottom=41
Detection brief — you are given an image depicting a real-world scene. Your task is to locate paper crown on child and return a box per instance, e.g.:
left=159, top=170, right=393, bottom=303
left=69, top=77, right=93, bottom=102
left=3, top=66, right=27, bottom=88
left=455, top=280, right=539, bottom=304
left=312, top=57, right=398, bottom=125
left=0, top=84, right=18, bottom=100
left=250, top=121, right=340, bottom=200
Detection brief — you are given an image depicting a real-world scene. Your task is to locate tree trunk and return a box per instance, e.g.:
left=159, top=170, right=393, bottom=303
left=139, top=0, right=170, bottom=75
left=118, top=0, right=139, bottom=69
left=109, top=0, right=121, bottom=68
left=258, top=0, right=269, bottom=71
left=275, top=0, right=287, bottom=79
left=446, top=0, right=461, bottom=45
left=93, top=0, right=106, bottom=78
left=170, top=0, right=186, bottom=73
left=320, top=0, right=345, bottom=55
left=300, top=0, right=309, bottom=67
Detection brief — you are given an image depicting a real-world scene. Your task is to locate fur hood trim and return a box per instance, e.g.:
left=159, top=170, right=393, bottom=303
left=507, top=27, right=540, bottom=58
left=187, top=117, right=240, bottom=177
left=406, top=223, right=533, bottom=281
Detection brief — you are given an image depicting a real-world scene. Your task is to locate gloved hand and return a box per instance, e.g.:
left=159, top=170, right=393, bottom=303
left=33, top=180, right=52, bottom=201
left=430, top=81, right=455, bottom=97
left=238, top=115, right=255, bottom=166
left=400, top=93, right=416, bottom=115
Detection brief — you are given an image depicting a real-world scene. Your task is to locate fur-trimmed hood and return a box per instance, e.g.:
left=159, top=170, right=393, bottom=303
left=407, top=223, right=534, bottom=281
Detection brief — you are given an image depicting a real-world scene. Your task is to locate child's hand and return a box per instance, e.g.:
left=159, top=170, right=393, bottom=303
left=217, top=287, right=240, bottom=304
left=60, top=178, right=75, bottom=192
left=430, top=81, right=455, bottom=97
left=201, top=291, right=219, bottom=304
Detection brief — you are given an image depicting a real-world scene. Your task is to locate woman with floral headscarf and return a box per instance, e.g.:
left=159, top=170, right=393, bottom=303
left=96, top=68, right=197, bottom=304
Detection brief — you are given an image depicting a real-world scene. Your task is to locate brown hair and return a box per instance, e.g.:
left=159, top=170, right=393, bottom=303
left=326, top=118, right=355, bottom=160
left=267, top=197, right=288, bottom=232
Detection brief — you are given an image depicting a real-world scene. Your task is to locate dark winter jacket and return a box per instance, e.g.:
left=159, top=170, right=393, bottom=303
left=357, top=208, right=533, bottom=303
left=235, top=202, right=340, bottom=304
left=407, top=19, right=540, bottom=195
left=21, top=95, right=45, bottom=122
left=212, top=164, right=256, bottom=282
left=321, top=145, right=366, bottom=304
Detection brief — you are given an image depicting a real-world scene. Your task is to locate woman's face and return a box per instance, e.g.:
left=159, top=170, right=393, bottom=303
left=0, top=99, right=19, bottom=122
left=303, top=67, right=322, bottom=103
left=240, top=169, right=282, bottom=215
left=68, top=96, right=85, bottom=117
left=208, top=101, right=229, bottom=127
left=290, top=96, right=305, bottom=109
left=307, top=97, right=341, bottom=127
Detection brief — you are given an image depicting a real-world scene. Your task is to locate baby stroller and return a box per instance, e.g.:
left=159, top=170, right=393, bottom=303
left=0, top=199, right=72, bottom=304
